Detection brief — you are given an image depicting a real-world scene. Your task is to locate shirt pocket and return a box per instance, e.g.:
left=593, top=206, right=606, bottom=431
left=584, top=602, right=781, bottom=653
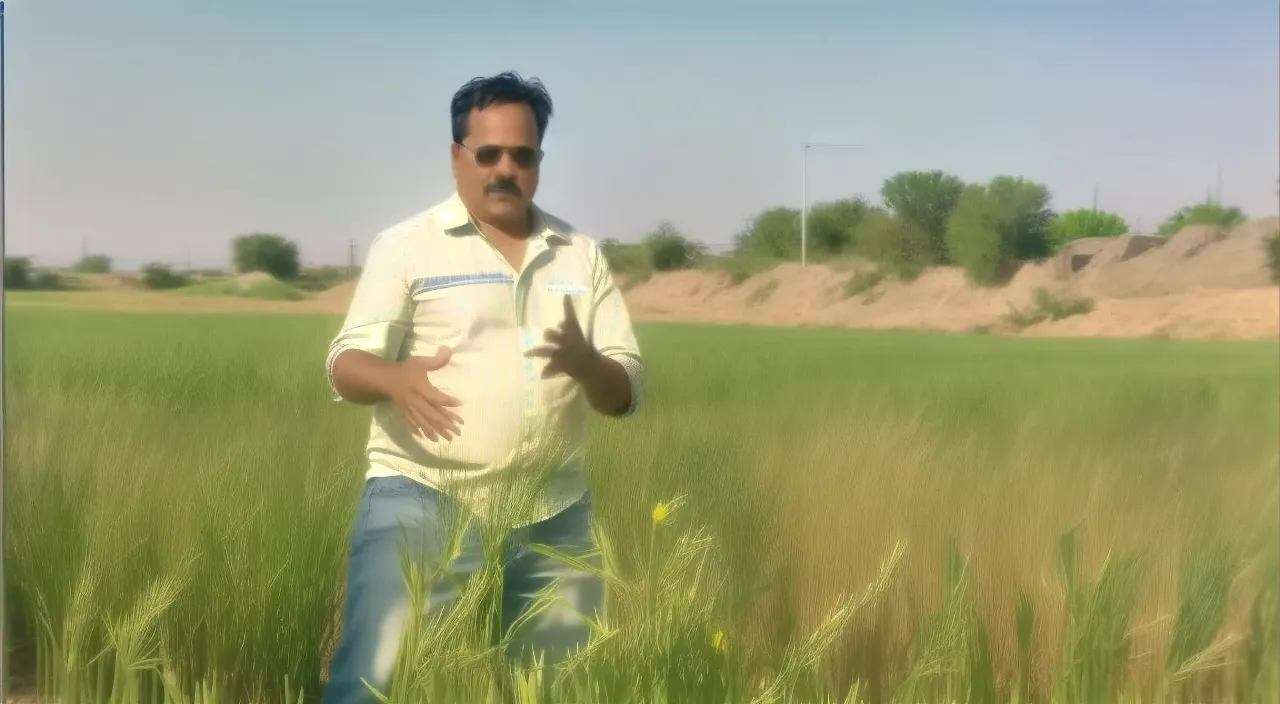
left=538, top=276, right=592, bottom=336
left=405, top=273, right=514, bottom=354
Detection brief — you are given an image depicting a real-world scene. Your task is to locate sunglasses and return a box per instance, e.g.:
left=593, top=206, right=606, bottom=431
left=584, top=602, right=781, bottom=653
left=457, top=142, right=544, bottom=169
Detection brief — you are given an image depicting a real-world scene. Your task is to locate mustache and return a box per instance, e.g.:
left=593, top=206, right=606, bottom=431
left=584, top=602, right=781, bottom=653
left=485, top=180, right=521, bottom=196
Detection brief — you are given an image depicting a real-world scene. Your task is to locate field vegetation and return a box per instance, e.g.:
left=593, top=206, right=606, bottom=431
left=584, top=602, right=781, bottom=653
left=594, top=171, right=1264, bottom=293
left=5, top=309, right=1278, bottom=703
left=5, top=171, right=1267, bottom=305
left=175, top=277, right=311, bottom=301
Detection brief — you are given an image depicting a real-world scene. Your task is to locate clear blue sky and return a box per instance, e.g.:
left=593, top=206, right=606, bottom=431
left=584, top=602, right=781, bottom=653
left=5, top=0, right=1278, bottom=270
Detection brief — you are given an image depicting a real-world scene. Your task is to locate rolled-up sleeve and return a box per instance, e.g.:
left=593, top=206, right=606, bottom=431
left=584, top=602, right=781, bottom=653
left=587, top=242, right=644, bottom=416
left=325, top=230, right=414, bottom=402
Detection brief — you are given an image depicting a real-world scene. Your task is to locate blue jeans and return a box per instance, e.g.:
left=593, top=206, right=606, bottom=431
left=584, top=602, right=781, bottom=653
left=322, top=475, right=603, bottom=704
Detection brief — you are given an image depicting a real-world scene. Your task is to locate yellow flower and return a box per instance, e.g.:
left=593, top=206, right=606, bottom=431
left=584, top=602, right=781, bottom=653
left=652, top=502, right=671, bottom=524
left=651, top=496, right=685, bottom=526
left=712, top=630, right=727, bottom=653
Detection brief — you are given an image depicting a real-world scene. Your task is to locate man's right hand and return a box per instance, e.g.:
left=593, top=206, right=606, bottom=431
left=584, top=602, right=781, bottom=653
left=387, top=347, right=464, bottom=442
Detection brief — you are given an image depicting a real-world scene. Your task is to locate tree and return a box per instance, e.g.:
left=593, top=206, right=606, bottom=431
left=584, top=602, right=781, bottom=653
left=72, top=254, right=113, bottom=274
left=5, top=258, right=63, bottom=290
left=642, top=221, right=704, bottom=271
left=1156, top=202, right=1246, bottom=237
left=600, top=238, right=652, bottom=277
left=232, top=233, right=300, bottom=280
left=880, top=170, right=965, bottom=263
left=734, top=208, right=801, bottom=259
left=946, top=176, right=1056, bottom=285
left=987, top=176, right=1056, bottom=260
left=807, top=197, right=875, bottom=257
left=854, top=209, right=933, bottom=279
left=1049, top=209, right=1129, bottom=248
left=946, top=185, right=1006, bottom=285
left=4, top=257, right=32, bottom=290
left=139, top=263, right=188, bottom=290
left=1265, top=231, right=1280, bottom=285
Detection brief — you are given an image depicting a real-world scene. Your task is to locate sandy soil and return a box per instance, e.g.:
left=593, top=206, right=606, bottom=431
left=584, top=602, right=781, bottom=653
left=621, top=218, right=1279, bottom=340
left=10, top=218, right=1278, bottom=341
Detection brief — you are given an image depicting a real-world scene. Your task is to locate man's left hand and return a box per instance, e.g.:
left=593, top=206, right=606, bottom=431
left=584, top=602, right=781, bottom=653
left=525, top=294, right=598, bottom=380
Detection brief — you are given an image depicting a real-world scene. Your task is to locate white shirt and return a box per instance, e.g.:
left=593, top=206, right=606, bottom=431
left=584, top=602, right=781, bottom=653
left=326, top=193, right=644, bottom=526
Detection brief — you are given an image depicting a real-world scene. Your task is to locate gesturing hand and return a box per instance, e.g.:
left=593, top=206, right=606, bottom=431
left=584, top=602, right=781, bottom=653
left=389, top=347, right=463, bottom=442
left=524, top=295, right=597, bottom=380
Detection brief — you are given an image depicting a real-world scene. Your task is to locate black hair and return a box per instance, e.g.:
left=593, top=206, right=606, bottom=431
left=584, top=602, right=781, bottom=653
left=450, top=71, right=554, bottom=145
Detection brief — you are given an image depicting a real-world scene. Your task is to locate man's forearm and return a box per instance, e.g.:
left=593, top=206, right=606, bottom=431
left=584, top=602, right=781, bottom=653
left=331, top=349, right=400, bottom=405
left=575, top=352, right=633, bottom=416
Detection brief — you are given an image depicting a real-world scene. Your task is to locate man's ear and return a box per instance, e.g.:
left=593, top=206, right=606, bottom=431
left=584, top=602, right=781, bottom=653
left=450, top=143, right=462, bottom=177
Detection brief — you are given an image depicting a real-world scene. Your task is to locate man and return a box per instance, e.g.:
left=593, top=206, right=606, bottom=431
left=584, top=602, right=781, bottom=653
left=321, top=72, right=644, bottom=703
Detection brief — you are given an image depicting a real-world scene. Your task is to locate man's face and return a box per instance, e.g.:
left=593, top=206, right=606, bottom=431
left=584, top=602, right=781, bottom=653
left=451, top=102, right=542, bottom=226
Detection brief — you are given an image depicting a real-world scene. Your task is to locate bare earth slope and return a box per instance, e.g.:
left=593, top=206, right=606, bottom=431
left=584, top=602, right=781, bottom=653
left=13, top=219, right=1277, bottom=341
left=622, top=217, right=1279, bottom=340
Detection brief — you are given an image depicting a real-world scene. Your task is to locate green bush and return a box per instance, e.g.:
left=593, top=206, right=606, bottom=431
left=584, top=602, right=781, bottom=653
left=947, top=177, right=1055, bottom=285
left=1157, top=202, right=1246, bottom=237
left=642, top=222, right=704, bottom=271
left=72, top=254, right=113, bottom=274
left=232, top=233, right=301, bottom=280
left=238, top=279, right=308, bottom=301
left=31, top=270, right=65, bottom=290
left=4, top=258, right=64, bottom=290
left=1004, top=288, right=1094, bottom=329
left=734, top=207, right=801, bottom=260
left=946, top=186, right=1007, bottom=284
left=855, top=210, right=933, bottom=279
left=1050, top=209, right=1129, bottom=248
left=4, top=256, right=32, bottom=290
left=806, top=197, right=876, bottom=258
left=880, top=170, right=966, bottom=263
left=1265, top=231, right=1280, bottom=285
left=139, top=263, right=189, bottom=290
left=842, top=268, right=884, bottom=297
left=599, top=239, right=654, bottom=288
left=294, top=265, right=351, bottom=292
left=178, top=277, right=309, bottom=301
left=717, top=254, right=778, bottom=285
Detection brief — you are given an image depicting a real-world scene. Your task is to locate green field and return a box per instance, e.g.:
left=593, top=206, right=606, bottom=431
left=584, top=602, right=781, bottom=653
left=4, top=307, right=1278, bottom=703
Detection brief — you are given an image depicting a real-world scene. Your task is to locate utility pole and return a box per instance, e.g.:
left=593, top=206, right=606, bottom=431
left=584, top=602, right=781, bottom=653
left=1215, top=166, right=1223, bottom=205
left=348, top=240, right=355, bottom=280
left=1091, top=184, right=1098, bottom=212
left=800, top=142, right=863, bottom=268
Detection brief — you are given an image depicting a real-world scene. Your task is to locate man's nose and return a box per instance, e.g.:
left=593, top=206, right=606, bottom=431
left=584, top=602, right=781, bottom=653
left=493, top=152, right=520, bottom=176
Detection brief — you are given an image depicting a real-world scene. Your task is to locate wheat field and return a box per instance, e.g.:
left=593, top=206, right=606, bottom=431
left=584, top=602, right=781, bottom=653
left=4, top=306, right=1278, bottom=703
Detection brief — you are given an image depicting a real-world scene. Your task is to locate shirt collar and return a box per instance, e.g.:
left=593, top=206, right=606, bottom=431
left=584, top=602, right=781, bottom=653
left=437, top=192, right=569, bottom=243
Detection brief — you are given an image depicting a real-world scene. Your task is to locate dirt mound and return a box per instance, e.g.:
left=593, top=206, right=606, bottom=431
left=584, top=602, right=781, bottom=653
left=1048, top=237, right=1121, bottom=280
left=1072, top=219, right=1277, bottom=298
left=625, top=264, right=1061, bottom=333
left=316, top=281, right=357, bottom=313
left=1172, top=216, right=1280, bottom=289
left=73, top=273, right=141, bottom=291
left=1081, top=234, right=1164, bottom=268
left=1024, top=287, right=1279, bottom=340
left=624, top=264, right=863, bottom=325
left=623, top=217, right=1279, bottom=340
left=233, top=271, right=276, bottom=290
left=248, top=218, right=1280, bottom=340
